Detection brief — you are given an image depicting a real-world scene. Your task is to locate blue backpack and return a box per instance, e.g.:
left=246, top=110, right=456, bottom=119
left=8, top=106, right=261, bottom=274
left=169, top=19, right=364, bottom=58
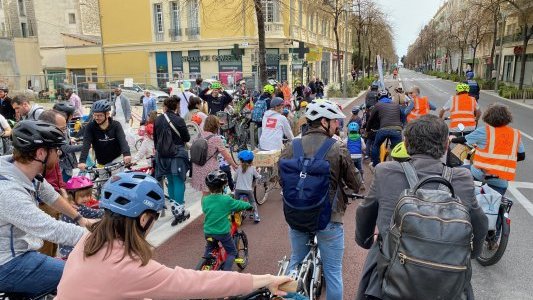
left=252, top=96, right=268, bottom=123
left=279, top=138, right=336, bottom=232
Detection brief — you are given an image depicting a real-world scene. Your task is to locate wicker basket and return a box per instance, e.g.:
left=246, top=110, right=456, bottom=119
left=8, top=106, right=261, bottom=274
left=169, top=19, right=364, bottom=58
left=253, top=149, right=282, bottom=167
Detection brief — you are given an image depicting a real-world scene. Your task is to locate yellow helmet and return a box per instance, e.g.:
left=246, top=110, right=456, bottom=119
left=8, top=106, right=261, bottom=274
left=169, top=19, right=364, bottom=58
left=300, top=101, right=308, bottom=108
left=456, top=83, right=470, bottom=93
left=391, top=142, right=410, bottom=161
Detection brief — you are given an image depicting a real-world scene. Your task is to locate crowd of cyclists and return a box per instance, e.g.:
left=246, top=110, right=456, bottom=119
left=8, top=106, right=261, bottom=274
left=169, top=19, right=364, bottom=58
left=0, top=65, right=527, bottom=299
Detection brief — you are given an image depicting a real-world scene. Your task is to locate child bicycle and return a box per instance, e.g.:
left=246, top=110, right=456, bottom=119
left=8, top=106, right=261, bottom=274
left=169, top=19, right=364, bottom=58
left=228, top=281, right=307, bottom=300
left=82, top=161, right=125, bottom=204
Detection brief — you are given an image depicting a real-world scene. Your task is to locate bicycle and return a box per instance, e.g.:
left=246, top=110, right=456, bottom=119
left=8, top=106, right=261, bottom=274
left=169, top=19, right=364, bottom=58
left=196, top=211, right=249, bottom=271
left=217, top=110, right=252, bottom=161
left=83, top=161, right=125, bottom=200
left=277, top=193, right=364, bottom=300
left=0, top=291, right=55, bottom=300
left=227, top=281, right=301, bottom=300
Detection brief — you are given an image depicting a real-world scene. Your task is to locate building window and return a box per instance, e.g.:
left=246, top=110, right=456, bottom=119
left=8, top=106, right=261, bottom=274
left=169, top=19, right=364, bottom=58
left=68, top=13, right=76, bottom=24
left=298, top=0, right=302, bottom=27
left=18, top=0, right=25, bottom=16
left=170, top=1, right=181, bottom=40
left=262, top=0, right=279, bottom=23
left=20, top=22, right=27, bottom=37
left=153, top=3, right=164, bottom=41
left=187, top=0, right=199, bottom=37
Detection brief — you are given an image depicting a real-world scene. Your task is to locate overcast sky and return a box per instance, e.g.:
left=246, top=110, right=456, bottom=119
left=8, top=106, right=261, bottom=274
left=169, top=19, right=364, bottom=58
left=374, top=0, right=446, bottom=59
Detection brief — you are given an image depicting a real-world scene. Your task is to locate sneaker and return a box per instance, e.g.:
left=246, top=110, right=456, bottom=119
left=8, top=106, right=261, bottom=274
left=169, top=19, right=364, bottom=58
left=254, top=216, right=261, bottom=223
left=171, top=204, right=190, bottom=226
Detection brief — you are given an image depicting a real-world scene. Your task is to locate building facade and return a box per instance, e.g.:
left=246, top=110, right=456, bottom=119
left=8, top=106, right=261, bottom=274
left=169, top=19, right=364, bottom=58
left=67, top=0, right=353, bottom=89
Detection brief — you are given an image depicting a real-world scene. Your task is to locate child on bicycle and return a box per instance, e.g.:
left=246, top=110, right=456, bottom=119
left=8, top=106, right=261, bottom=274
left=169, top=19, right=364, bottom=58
left=345, top=122, right=366, bottom=189
left=234, top=150, right=262, bottom=223
left=218, top=135, right=235, bottom=192
left=134, top=111, right=157, bottom=165
left=202, top=170, right=252, bottom=271
left=59, top=176, right=103, bottom=259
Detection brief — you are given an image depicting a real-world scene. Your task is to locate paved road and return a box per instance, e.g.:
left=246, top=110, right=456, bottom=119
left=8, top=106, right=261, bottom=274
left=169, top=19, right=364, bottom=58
left=153, top=70, right=533, bottom=299
left=399, top=68, right=533, bottom=300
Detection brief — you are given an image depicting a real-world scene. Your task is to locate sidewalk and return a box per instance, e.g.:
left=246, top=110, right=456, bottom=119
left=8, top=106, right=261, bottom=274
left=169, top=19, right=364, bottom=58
left=481, top=90, right=533, bottom=107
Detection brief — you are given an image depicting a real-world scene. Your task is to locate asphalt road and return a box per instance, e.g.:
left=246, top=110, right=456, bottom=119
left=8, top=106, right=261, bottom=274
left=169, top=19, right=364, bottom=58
left=153, top=70, right=533, bottom=299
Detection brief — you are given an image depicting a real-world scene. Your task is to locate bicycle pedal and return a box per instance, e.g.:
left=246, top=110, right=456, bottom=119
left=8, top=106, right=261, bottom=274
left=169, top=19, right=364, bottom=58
left=234, top=258, right=245, bottom=264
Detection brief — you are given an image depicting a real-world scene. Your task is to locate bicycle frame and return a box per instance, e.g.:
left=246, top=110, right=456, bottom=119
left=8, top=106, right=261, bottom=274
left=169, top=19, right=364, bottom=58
left=200, top=214, right=241, bottom=271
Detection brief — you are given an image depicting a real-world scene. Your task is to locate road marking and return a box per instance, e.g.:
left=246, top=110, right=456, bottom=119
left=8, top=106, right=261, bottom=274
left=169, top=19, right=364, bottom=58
left=520, top=131, right=533, bottom=142
left=507, top=181, right=533, bottom=217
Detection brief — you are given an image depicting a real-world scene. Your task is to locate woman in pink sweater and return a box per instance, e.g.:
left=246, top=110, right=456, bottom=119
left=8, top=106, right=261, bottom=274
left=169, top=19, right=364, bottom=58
left=56, top=172, right=290, bottom=300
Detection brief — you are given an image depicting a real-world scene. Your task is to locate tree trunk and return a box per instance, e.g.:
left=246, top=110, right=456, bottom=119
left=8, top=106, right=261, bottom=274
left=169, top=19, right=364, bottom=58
left=254, top=0, right=267, bottom=85
left=472, top=46, right=477, bottom=75
left=334, top=20, right=342, bottom=89
left=459, top=47, right=464, bottom=76
left=517, top=23, right=531, bottom=90
left=367, top=44, right=372, bottom=76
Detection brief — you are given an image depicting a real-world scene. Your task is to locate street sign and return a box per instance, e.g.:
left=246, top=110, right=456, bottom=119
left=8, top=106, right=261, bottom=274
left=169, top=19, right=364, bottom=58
left=241, top=42, right=249, bottom=47
left=231, top=44, right=244, bottom=57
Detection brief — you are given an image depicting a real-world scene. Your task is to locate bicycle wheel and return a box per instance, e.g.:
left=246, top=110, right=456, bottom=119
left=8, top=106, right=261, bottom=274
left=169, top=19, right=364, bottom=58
left=476, top=212, right=510, bottom=266
left=234, top=231, right=249, bottom=270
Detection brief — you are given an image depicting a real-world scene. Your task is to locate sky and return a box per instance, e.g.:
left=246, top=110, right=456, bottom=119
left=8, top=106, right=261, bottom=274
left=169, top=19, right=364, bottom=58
left=374, top=0, right=446, bottom=59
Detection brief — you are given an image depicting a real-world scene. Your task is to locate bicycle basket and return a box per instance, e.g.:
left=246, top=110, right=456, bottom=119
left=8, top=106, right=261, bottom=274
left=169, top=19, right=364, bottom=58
left=216, top=111, right=235, bottom=130
left=476, top=184, right=502, bottom=231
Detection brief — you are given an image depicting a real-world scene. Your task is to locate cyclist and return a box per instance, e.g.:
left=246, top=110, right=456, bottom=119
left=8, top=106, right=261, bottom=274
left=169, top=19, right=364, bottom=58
left=348, top=106, right=362, bottom=128
left=53, top=102, right=84, bottom=181
left=199, top=81, right=233, bottom=115
left=465, top=71, right=480, bottom=101
left=365, top=83, right=379, bottom=108
left=355, top=115, right=487, bottom=300
left=366, top=90, right=404, bottom=167
left=78, top=100, right=131, bottom=171
left=292, top=80, right=305, bottom=99
left=65, top=88, right=83, bottom=118
left=11, top=95, right=44, bottom=121
left=451, top=103, right=525, bottom=196
left=259, top=97, right=294, bottom=151
left=235, top=150, right=262, bottom=223
left=345, top=122, right=366, bottom=188
left=293, top=100, right=308, bottom=136
left=56, top=171, right=291, bottom=299
left=405, top=86, right=436, bottom=122
left=439, top=83, right=481, bottom=136
left=0, top=85, right=16, bottom=121
left=371, top=74, right=384, bottom=91
left=280, top=99, right=361, bottom=300
left=0, top=120, right=89, bottom=297
left=252, top=84, right=276, bottom=141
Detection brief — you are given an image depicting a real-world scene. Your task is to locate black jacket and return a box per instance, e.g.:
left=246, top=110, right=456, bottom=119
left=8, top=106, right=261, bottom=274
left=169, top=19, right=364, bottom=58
left=366, top=99, right=403, bottom=130
left=199, top=88, right=233, bottom=114
left=79, top=118, right=131, bottom=165
left=0, top=96, right=15, bottom=121
left=153, top=111, right=190, bottom=151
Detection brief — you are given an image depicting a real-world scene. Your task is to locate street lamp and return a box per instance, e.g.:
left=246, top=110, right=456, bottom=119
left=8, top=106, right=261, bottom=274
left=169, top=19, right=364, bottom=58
left=494, top=12, right=507, bottom=93
left=343, top=4, right=350, bottom=99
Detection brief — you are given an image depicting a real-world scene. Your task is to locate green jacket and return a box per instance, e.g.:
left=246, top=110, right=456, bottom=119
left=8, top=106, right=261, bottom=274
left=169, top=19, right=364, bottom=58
left=202, top=194, right=252, bottom=235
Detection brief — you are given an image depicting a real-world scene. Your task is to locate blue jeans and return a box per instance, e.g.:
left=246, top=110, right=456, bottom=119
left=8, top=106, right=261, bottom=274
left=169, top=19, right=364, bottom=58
left=352, top=158, right=364, bottom=179
left=204, top=233, right=238, bottom=271
left=0, top=251, right=64, bottom=296
left=288, top=222, right=344, bottom=300
left=166, top=174, right=185, bottom=205
left=371, top=129, right=402, bottom=167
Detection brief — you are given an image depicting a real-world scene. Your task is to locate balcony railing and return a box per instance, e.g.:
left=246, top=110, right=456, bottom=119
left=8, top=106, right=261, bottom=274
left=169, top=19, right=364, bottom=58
left=185, top=27, right=200, bottom=39
left=154, top=31, right=164, bottom=41
left=265, top=22, right=284, bottom=37
left=169, top=28, right=182, bottom=41
left=495, top=33, right=532, bottom=46
left=290, top=25, right=301, bottom=39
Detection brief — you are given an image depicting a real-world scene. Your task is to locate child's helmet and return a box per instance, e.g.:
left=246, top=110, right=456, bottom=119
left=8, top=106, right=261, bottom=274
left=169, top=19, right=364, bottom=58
left=205, top=170, right=228, bottom=190
left=283, top=108, right=289, bottom=115
left=351, top=106, right=360, bottom=115
left=347, top=122, right=360, bottom=132
left=66, top=176, right=93, bottom=191
left=100, top=172, right=165, bottom=217
left=238, top=150, right=254, bottom=162
left=191, top=114, right=202, bottom=125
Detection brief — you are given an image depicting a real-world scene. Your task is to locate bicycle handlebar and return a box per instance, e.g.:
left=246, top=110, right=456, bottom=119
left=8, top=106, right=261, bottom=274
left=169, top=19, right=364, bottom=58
left=86, top=161, right=126, bottom=173
left=228, top=280, right=297, bottom=300
left=347, top=193, right=365, bottom=199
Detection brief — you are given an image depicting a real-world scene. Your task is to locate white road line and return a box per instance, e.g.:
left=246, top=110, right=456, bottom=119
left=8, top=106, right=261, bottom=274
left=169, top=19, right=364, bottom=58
left=520, top=131, right=533, bottom=142
left=507, top=182, right=533, bottom=217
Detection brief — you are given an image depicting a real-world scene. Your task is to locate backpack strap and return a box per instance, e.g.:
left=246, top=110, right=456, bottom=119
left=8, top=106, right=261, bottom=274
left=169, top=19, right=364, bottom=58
left=439, top=165, right=454, bottom=193
left=313, top=138, right=336, bottom=160
left=292, top=138, right=304, bottom=159
left=400, top=161, right=419, bottom=189
left=205, top=134, right=219, bottom=162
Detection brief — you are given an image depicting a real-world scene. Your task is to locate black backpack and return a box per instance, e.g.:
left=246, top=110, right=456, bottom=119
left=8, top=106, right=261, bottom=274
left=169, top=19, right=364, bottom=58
left=365, top=90, right=379, bottom=108
left=189, top=134, right=217, bottom=166
left=156, top=113, right=181, bottom=158
left=378, top=162, right=473, bottom=300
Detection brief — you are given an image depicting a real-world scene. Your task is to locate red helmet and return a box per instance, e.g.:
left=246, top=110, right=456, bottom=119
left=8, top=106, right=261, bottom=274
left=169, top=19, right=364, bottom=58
left=145, top=123, right=154, bottom=137
left=66, top=176, right=93, bottom=191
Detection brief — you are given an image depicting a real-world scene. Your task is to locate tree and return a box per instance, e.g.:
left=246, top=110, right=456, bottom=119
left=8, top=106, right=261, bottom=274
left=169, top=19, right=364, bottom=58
left=253, top=0, right=268, bottom=85
left=467, top=8, right=493, bottom=75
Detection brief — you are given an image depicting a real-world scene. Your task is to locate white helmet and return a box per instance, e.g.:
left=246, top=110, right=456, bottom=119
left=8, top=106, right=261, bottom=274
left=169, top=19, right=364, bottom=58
left=305, top=99, right=346, bottom=121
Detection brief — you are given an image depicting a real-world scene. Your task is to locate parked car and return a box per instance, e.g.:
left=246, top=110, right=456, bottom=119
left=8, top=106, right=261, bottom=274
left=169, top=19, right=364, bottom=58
left=169, top=79, right=235, bottom=97
left=108, top=81, right=169, bottom=106
left=77, top=82, right=113, bottom=104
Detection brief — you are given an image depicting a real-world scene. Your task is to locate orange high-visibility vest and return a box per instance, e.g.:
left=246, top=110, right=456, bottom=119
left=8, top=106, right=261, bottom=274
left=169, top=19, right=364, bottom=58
left=449, top=94, right=476, bottom=129
left=473, top=125, right=521, bottom=181
left=407, top=96, right=429, bottom=122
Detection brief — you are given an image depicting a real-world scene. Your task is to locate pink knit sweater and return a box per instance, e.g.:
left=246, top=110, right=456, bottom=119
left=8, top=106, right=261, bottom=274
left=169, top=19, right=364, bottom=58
left=56, top=235, right=254, bottom=300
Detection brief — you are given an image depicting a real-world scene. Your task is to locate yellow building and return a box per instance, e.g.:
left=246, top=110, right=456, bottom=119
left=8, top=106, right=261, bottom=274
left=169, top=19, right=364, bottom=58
left=66, top=0, right=353, bottom=88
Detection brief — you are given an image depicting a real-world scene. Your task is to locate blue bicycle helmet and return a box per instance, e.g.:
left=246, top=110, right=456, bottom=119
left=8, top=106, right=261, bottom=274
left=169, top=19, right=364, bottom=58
left=100, top=172, right=165, bottom=218
left=283, top=108, right=289, bottom=115
left=466, top=71, right=474, bottom=80
left=92, top=99, right=111, bottom=113
left=347, top=122, right=360, bottom=132
left=238, top=150, right=254, bottom=162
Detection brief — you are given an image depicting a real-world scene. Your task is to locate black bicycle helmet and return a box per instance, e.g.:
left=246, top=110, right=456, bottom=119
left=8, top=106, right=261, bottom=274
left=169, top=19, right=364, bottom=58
left=53, top=101, right=76, bottom=117
left=0, top=85, right=8, bottom=93
left=378, top=90, right=389, bottom=99
left=205, top=170, right=228, bottom=190
left=12, top=120, right=66, bottom=151
left=92, top=99, right=111, bottom=113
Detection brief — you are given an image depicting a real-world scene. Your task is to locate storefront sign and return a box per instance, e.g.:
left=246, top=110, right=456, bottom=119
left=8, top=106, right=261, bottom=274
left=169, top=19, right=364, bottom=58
left=306, top=48, right=323, bottom=62
left=182, top=55, right=244, bottom=62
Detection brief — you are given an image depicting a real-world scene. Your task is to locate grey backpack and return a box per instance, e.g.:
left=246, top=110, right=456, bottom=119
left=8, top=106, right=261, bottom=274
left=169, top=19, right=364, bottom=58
left=189, top=134, right=217, bottom=166
left=378, top=162, right=473, bottom=300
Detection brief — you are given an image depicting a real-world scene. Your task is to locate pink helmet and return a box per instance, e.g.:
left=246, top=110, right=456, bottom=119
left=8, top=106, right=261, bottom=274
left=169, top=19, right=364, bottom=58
left=66, top=176, right=93, bottom=191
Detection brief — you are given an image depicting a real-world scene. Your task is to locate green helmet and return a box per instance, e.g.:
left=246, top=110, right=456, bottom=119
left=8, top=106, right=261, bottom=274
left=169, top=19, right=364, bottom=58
left=391, top=142, right=410, bottom=162
left=456, top=83, right=470, bottom=93
left=210, top=81, right=222, bottom=90
left=263, top=84, right=274, bottom=94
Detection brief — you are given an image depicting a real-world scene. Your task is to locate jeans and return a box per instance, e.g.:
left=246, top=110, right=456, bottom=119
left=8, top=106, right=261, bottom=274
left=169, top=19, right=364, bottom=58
left=220, top=165, right=234, bottom=191
left=371, top=129, right=402, bottom=167
left=0, top=251, right=64, bottom=296
left=235, top=189, right=259, bottom=219
left=365, top=137, right=374, bottom=157
left=166, top=174, right=185, bottom=205
left=352, top=158, right=364, bottom=179
left=204, top=233, right=238, bottom=271
left=288, top=222, right=344, bottom=300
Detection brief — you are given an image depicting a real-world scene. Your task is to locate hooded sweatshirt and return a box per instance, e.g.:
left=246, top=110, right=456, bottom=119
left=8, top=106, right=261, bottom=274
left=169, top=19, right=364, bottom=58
left=79, top=118, right=131, bottom=165
left=22, top=104, right=44, bottom=121
left=0, top=156, right=86, bottom=266
left=259, top=110, right=294, bottom=151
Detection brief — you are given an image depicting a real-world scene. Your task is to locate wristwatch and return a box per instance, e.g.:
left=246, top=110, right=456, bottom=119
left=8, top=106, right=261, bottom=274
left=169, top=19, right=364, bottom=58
left=73, top=213, right=83, bottom=223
